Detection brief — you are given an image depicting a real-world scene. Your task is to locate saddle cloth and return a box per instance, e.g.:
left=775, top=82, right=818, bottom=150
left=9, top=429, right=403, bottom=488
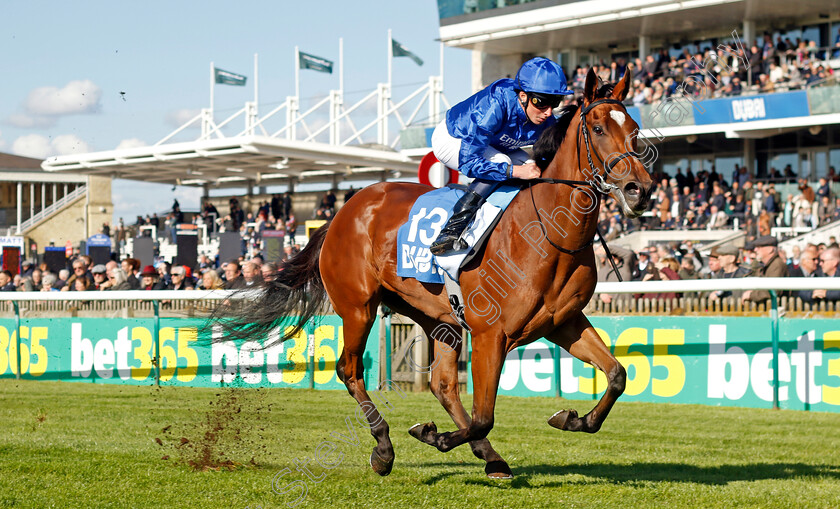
left=396, top=184, right=521, bottom=284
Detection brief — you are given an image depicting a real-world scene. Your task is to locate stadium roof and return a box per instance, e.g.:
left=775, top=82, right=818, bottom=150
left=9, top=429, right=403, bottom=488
left=41, top=135, right=422, bottom=188
left=440, top=0, right=840, bottom=53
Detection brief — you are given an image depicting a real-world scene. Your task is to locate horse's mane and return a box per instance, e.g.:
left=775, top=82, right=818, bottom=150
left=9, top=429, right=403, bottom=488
left=532, top=82, right=616, bottom=171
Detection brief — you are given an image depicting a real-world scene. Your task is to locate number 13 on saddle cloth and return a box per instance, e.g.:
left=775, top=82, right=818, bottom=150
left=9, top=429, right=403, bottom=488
left=396, top=184, right=521, bottom=284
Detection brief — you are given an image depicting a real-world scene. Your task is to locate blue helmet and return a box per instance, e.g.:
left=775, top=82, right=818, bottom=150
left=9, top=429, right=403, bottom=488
left=514, top=57, right=573, bottom=96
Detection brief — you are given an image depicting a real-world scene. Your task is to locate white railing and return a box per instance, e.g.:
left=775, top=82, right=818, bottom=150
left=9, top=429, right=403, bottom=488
left=0, top=278, right=837, bottom=302
left=156, top=77, right=448, bottom=150
left=17, top=185, right=87, bottom=234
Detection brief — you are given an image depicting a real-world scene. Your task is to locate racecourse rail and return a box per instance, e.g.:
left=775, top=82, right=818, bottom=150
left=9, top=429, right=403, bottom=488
left=1, top=278, right=839, bottom=414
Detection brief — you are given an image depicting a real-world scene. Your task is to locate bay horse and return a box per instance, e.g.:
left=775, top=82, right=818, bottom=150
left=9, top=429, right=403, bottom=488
left=223, top=69, right=653, bottom=479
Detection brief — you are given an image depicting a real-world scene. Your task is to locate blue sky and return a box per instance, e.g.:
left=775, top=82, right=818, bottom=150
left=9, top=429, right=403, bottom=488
left=0, top=1, right=471, bottom=222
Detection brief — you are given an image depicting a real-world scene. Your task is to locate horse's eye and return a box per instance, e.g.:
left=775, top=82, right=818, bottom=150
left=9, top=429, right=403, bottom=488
left=593, top=125, right=604, bottom=135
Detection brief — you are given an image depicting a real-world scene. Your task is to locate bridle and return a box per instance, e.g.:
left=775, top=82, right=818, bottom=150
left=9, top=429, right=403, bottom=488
left=525, top=98, right=643, bottom=281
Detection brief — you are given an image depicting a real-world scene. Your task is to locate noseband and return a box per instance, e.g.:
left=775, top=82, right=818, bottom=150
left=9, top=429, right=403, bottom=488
left=526, top=98, right=642, bottom=281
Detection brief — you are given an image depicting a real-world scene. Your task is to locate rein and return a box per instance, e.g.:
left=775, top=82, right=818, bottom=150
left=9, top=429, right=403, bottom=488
left=523, top=98, right=640, bottom=282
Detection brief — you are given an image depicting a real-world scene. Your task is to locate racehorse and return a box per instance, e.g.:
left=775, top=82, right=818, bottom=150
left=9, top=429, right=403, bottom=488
left=223, top=68, right=653, bottom=479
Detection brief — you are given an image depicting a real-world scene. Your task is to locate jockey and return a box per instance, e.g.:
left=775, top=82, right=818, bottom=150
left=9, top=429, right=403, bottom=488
left=430, top=57, right=574, bottom=255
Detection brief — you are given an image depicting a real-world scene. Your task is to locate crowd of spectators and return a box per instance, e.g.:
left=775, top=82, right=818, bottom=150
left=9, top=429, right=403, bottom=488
left=596, top=235, right=840, bottom=305
left=599, top=164, right=840, bottom=241
left=560, top=30, right=839, bottom=110
left=3, top=253, right=280, bottom=293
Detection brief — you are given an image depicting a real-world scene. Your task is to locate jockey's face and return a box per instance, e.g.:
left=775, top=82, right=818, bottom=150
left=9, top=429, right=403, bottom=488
left=518, top=91, right=554, bottom=125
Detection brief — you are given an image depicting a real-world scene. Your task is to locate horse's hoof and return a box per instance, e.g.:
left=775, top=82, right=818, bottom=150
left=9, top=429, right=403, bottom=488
left=369, top=449, right=394, bottom=477
left=548, top=409, right=581, bottom=431
left=485, top=460, right=513, bottom=479
left=408, top=421, right=438, bottom=445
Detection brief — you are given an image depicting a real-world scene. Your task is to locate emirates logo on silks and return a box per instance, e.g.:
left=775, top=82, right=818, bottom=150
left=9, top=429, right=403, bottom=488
left=499, top=134, right=533, bottom=149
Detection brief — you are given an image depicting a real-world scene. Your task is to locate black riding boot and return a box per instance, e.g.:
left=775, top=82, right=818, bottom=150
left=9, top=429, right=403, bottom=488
left=430, top=191, right=485, bottom=255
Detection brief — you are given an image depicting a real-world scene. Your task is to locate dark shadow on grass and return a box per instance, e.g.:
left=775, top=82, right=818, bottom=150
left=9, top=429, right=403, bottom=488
left=419, top=462, right=840, bottom=487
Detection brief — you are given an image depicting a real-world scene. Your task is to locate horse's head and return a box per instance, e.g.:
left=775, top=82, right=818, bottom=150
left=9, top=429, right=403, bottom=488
left=577, top=68, right=654, bottom=218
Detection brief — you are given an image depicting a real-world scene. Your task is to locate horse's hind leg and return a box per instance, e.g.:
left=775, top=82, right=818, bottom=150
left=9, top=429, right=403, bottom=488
left=410, top=320, right=512, bottom=479
left=544, top=312, right=626, bottom=433
left=334, top=302, right=395, bottom=476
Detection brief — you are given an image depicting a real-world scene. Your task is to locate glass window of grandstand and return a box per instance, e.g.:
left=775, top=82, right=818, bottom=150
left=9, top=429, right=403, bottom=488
left=830, top=149, right=840, bottom=176
left=662, top=158, right=688, bottom=177
left=800, top=149, right=828, bottom=180
left=768, top=152, right=798, bottom=181
left=714, top=156, right=742, bottom=179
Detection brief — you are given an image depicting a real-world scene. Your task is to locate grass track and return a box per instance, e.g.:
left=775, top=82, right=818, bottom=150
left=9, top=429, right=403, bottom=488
left=2, top=380, right=840, bottom=508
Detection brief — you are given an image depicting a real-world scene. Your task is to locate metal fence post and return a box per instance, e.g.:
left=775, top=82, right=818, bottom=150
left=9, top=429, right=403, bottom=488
left=770, top=290, right=780, bottom=410
left=554, top=343, right=562, bottom=399
left=307, top=326, right=315, bottom=390
left=384, top=312, right=392, bottom=383
left=13, top=301, right=20, bottom=380
left=153, top=300, right=160, bottom=386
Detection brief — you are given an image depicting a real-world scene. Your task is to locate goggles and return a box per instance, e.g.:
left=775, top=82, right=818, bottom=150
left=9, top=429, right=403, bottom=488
left=528, top=93, right=562, bottom=109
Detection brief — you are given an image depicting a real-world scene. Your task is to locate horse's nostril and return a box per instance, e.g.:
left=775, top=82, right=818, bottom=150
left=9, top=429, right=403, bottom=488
left=624, top=182, right=640, bottom=197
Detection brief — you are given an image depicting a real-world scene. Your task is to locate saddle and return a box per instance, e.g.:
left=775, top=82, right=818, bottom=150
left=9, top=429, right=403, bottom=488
left=396, top=183, right=521, bottom=329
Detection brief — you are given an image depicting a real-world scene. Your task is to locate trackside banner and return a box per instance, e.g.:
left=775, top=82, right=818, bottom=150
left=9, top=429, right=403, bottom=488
left=0, top=316, right=379, bottom=390
left=2, top=316, right=839, bottom=412
left=479, top=316, right=840, bottom=413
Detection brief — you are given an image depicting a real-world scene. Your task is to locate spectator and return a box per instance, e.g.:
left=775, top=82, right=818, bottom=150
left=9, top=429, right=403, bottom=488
left=201, top=269, right=224, bottom=290
left=285, top=213, right=297, bottom=246
left=708, top=205, right=729, bottom=229
left=74, top=277, right=92, bottom=292
left=54, top=269, right=70, bottom=291
left=595, top=243, right=636, bottom=305
left=63, top=260, right=93, bottom=292
left=139, top=265, right=167, bottom=291
left=241, top=261, right=263, bottom=288
left=41, top=273, right=58, bottom=292
left=792, top=245, right=820, bottom=277
left=811, top=247, right=840, bottom=302
left=261, top=262, right=278, bottom=282
left=283, top=192, right=293, bottom=221
left=798, top=179, right=815, bottom=203
left=122, top=258, right=141, bottom=290
left=709, top=245, right=751, bottom=300
left=818, top=196, right=833, bottom=225
left=105, top=268, right=133, bottom=291
left=742, top=236, right=788, bottom=303
left=223, top=261, right=246, bottom=289
left=169, top=266, right=194, bottom=290
left=91, top=265, right=108, bottom=290
left=22, top=269, right=42, bottom=292
left=0, top=270, right=15, bottom=291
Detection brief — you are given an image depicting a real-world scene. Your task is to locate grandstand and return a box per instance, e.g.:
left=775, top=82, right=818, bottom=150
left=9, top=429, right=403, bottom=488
left=22, top=0, right=840, bottom=270
left=438, top=0, right=840, bottom=251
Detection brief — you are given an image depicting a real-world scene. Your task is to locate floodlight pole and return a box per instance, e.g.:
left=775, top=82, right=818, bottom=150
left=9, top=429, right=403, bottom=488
left=210, top=61, right=215, bottom=119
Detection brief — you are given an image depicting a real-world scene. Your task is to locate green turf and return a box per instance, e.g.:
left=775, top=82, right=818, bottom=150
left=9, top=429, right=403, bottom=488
left=2, top=380, right=840, bottom=508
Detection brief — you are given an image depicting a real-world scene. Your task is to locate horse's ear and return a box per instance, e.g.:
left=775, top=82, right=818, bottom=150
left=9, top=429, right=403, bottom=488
left=612, top=71, right=631, bottom=102
left=583, top=67, right=598, bottom=105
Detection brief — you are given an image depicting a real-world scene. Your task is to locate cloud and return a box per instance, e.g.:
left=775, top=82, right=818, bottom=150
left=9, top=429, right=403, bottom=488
left=115, top=138, right=147, bottom=150
left=6, top=112, right=57, bottom=129
left=12, top=134, right=51, bottom=159
left=0, top=130, right=5, bottom=150
left=5, top=80, right=102, bottom=129
left=166, top=108, right=201, bottom=128
left=25, top=80, right=102, bottom=116
left=51, top=134, right=92, bottom=155
left=11, top=133, right=92, bottom=159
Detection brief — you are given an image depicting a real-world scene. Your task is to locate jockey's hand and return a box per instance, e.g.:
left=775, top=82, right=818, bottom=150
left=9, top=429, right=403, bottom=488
left=512, top=162, right=541, bottom=180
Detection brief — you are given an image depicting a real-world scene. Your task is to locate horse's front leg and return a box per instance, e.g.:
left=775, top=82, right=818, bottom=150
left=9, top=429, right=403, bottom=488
left=544, top=312, right=625, bottom=433
left=409, top=333, right=505, bottom=453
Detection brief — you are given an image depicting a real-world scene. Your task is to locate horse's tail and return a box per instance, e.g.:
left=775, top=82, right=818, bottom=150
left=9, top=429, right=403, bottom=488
left=213, top=222, right=330, bottom=347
